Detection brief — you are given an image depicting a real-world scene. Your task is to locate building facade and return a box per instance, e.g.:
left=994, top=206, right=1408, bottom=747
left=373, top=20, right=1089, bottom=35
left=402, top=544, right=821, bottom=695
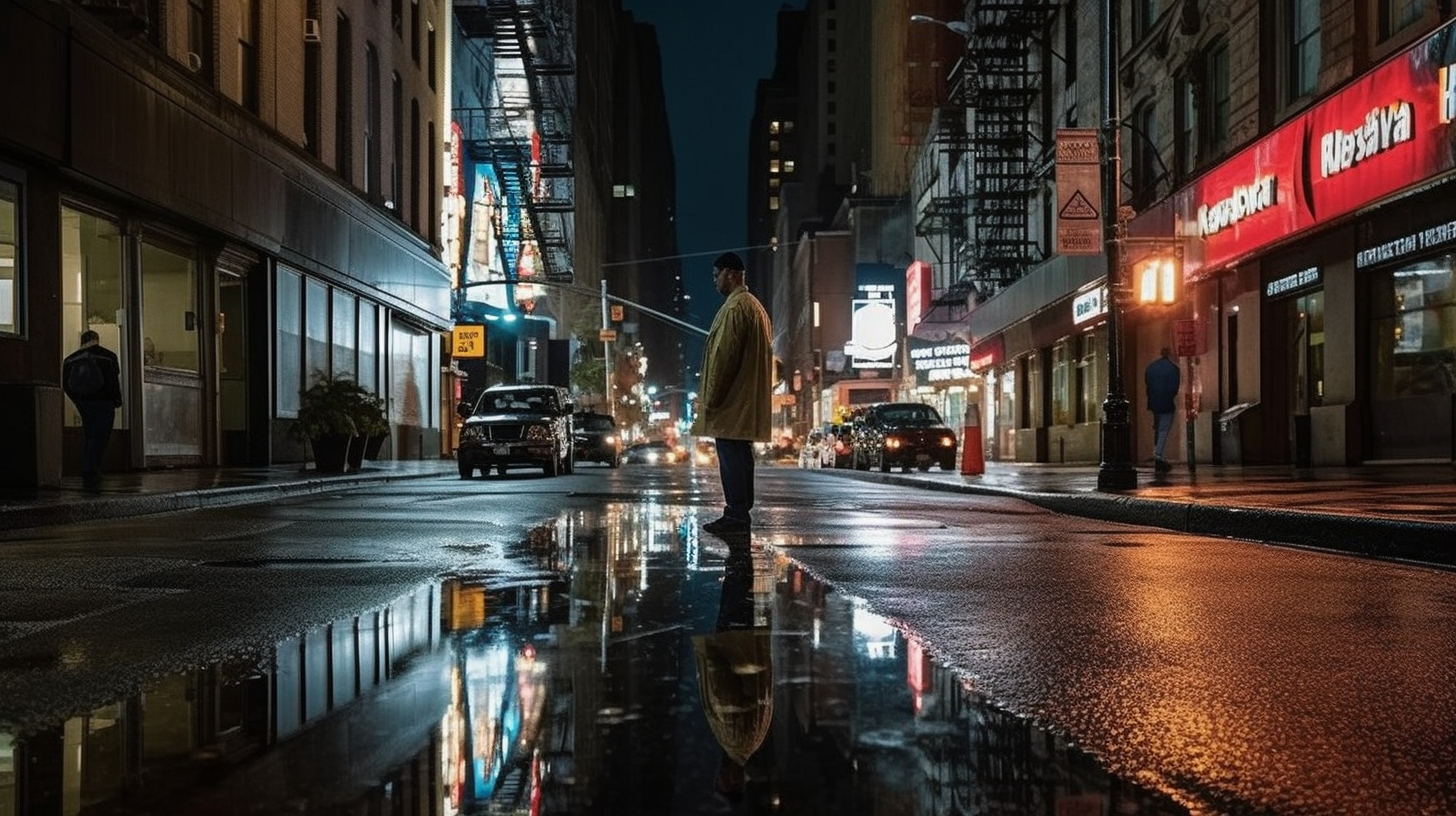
left=0, top=0, right=452, bottom=488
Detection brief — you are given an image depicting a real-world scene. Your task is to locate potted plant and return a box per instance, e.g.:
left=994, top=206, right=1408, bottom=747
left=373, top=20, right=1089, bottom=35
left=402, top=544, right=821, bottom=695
left=346, top=386, right=389, bottom=470
left=291, top=373, right=362, bottom=473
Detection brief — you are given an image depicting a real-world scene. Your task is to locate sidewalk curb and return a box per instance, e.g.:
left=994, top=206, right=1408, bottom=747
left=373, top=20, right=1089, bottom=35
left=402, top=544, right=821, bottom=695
left=0, top=468, right=450, bottom=532
left=832, top=470, right=1456, bottom=567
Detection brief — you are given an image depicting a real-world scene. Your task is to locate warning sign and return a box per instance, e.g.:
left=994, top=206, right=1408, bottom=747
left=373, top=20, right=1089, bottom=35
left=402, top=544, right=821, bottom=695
left=610, top=304, right=625, bottom=322
left=1055, top=128, right=1103, bottom=256
left=452, top=325, right=485, bottom=358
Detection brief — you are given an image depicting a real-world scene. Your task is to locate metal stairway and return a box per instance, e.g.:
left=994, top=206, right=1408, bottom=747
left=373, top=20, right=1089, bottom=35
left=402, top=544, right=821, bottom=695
left=456, top=0, right=575, bottom=284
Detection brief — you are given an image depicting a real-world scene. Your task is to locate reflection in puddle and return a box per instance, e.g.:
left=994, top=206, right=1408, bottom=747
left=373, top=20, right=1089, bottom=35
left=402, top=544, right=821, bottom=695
left=0, top=505, right=1188, bottom=815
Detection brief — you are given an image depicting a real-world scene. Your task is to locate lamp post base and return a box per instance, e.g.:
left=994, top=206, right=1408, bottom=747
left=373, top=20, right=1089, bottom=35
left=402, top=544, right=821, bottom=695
left=1097, top=396, right=1137, bottom=492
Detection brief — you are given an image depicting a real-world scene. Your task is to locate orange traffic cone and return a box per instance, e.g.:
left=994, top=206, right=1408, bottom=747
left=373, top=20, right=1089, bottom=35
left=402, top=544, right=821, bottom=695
left=961, top=404, right=985, bottom=475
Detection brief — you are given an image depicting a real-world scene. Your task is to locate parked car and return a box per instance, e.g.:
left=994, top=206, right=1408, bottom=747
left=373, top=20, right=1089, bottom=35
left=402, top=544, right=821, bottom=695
left=573, top=411, right=621, bottom=467
left=850, top=402, right=958, bottom=472
left=622, top=440, right=683, bottom=465
left=456, top=384, right=574, bottom=478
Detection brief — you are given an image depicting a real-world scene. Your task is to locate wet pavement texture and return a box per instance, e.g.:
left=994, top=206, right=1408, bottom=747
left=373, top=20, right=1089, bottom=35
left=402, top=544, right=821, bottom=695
left=0, top=464, right=1453, bottom=814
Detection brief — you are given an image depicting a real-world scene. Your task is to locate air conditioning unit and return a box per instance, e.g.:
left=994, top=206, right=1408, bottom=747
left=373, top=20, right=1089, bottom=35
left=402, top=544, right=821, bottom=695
left=304, top=18, right=322, bottom=43
left=186, top=51, right=203, bottom=72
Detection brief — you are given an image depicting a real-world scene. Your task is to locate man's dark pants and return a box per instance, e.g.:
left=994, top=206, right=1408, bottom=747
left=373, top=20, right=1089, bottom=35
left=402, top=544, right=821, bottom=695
left=714, top=438, right=755, bottom=524
left=76, top=400, right=116, bottom=483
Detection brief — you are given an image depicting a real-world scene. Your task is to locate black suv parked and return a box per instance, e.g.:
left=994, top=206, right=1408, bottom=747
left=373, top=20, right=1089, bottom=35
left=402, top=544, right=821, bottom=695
left=456, top=384, right=574, bottom=477
left=572, top=411, right=621, bottom=467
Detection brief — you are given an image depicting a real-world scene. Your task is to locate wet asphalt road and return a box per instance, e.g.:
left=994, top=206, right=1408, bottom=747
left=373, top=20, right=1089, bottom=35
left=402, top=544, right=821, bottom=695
left=0, top=462, right=1452, bottom=815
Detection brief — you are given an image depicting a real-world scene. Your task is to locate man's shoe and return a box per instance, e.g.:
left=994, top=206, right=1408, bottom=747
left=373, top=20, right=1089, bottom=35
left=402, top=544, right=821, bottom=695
left=1153, top=458, right=1171, bottom=472
left=702, top=517, right=751, bottom=536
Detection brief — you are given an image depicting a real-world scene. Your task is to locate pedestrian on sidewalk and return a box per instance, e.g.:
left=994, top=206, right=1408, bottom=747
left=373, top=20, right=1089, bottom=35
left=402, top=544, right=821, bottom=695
left=1144, top=347, right=1180, bottom=472
left=62, top=329, right=123, bottom=488
left=693, top=252, right=773, bottom=537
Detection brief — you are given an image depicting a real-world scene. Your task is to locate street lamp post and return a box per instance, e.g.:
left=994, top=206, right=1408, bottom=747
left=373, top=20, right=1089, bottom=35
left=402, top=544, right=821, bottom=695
left=1097, top=0, right=1137, bottom=491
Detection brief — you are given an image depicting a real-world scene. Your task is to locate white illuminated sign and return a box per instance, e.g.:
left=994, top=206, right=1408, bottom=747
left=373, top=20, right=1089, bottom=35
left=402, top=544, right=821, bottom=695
left=1072, top=287, right=1107, bottom=324
left=1320, top=101, right=1414, bottom=179
left=846, top=299, right=897, bottom=369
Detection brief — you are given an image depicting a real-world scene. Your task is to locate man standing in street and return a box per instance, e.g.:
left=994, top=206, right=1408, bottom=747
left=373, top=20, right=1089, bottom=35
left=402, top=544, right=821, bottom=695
left=1144, top=346, right=1181, bottom=473
left=693, top=252, right=773, bottom=537
left=62, top=330, right=124, bottom=488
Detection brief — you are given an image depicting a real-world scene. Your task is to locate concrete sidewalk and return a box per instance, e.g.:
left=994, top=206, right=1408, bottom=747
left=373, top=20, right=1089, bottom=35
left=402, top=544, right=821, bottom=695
left=2, top=458, right=1453, bottom=566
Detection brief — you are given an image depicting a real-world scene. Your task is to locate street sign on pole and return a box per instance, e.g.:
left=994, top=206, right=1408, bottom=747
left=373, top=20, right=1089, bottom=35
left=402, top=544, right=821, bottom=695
left=452, top=325, right=485, bottom=358
left=1055, top=128, right=1103, bottom=256
left=598, top=328, right=617, bottom=342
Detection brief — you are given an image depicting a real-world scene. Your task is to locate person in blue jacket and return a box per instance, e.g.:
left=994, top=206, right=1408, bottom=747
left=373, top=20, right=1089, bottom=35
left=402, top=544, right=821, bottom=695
left=1144, top=347, right=1181, bottom=472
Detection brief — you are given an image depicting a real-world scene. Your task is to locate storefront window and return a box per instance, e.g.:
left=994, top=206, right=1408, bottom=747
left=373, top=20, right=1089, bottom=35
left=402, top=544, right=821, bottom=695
left=275, top=266, right=302, bottom=416
left=1051, top=339, right=1074, bottom=425
left=1079, top=327, right=1106, bottom=423
left=1293, top=292, right=1325, bottom=411
left=0, top=180, right=18, bottom=335
left=1024, top=354, right=1044, bottom=428
left=60, top=207, right=127, bottom=430
left=331, top=289, right=357, bottom=381
left=1369, top=254, right=1455, bottom=458
left=996, top=365, right=1016, bottom=460
left=304, top=278, right=330, bottom=384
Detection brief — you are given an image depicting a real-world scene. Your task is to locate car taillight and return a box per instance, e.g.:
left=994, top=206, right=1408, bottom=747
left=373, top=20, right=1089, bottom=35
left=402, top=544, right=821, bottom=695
left=940, top=436, right=956, bottom=447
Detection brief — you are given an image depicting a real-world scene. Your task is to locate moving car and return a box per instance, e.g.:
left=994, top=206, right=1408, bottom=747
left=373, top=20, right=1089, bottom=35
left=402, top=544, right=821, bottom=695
left=622, top=440, right=682, bottom=465
left=850, top=402, right=958, bottom=472
left=573, top=411, right=621, bottom=467
left=456, top=384, right=574, bottom=478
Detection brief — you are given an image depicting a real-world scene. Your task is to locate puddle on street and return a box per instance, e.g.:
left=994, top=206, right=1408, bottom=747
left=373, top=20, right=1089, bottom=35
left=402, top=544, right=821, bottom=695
left=0, top=503, right=1188, bottom=815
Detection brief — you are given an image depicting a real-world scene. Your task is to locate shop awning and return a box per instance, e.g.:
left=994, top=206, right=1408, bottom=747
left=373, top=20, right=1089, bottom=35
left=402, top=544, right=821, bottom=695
left=909, top=302, right=970, bottom=343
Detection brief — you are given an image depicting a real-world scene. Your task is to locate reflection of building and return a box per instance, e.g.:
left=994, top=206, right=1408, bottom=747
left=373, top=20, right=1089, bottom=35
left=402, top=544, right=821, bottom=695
left=0, top=0, right=453, bottom=487
left=5, top=584, right=443, bottom=811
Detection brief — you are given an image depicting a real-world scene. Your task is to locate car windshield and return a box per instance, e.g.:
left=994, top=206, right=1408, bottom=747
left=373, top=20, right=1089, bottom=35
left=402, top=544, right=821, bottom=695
left=487, top=390, right=555, bottom=413
left=879, top=404, right=942, bottom=424
left=579, top=415, right=615, bottom=431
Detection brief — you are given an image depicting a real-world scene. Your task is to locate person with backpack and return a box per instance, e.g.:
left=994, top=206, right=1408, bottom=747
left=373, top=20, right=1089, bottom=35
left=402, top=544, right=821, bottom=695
left=62, top=330, right=123, bottom=488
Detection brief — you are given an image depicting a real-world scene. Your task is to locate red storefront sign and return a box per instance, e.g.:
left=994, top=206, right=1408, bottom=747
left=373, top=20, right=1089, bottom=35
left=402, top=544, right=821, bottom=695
left=1136, top=20, right=1456, bottom=281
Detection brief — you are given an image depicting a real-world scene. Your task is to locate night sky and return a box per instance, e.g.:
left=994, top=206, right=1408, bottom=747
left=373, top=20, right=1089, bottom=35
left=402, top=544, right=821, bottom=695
left=619, top=0, right=806, bottom=340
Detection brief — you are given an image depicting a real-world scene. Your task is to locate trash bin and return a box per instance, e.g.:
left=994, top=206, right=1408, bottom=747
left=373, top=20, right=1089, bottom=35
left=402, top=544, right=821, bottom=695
left=1218, top=402, right=1259, bottom=465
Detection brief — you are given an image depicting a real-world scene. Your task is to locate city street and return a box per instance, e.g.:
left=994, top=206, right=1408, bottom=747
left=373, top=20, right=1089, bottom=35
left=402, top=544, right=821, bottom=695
left=0, top=464, right=1453, bottom=814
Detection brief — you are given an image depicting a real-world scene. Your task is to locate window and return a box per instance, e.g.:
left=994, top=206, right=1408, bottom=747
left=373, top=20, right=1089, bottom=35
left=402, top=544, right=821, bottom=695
left=60, top=208, right=126, bottom=429
left=365, top=44, right=381, bottom=197
left=410, top=100, right=421, bottom=227
left=769, top=196, right=780, bottom=210
left=827, top=38, right=836, bottom=53
left=1203, top=40, right=1231, bottom=156
left=1133, top=0, right=1161, bottom=40
left=1369, top=253, right=1455, bottom=458
left=187, top=0, right=211, bottom=79
left=304, top=0, right=321, bottom=155
left=332, top=289, right=357, bottom=380
left=769, top=139, right=780, bottom=153
left=410, top=0, right=420, bottom=64
left=276, top=267, right=302, bottom=416
left=427, top=25, right=437, bottom=90
left=827, top=58, right=836, bottom=73
left=827, top=18, right=836, bottom=31
left=1078, top=329, right=1106, bottom=423
left=769, top=178, right=781, bottom=191
left=1175, top=73, right=1197, bottom=176
left=827, top=80, right=836, bottom=94
left=827, top=122, right=836, bottom=135
left=1064, top=0, right=1078, bottom=87
left=1380, top=0, right=1425, bottom=39
left=428, top=121, right=437, bottom=244
left=769, top=159, right=781, bottom=173
left=304, top=278, right=330, bottom=381
left=335, top=13, right=353, bottom=180
left=391, top=0, right=403, bottom=37
left=392, top=74, right=404, bottom=216
left=783, top=120, right=795, bottom=133
left=238, top=0, right=258, bottom=111
left=1288, top=0, right=1320, bottom=101
left=1131, top=101, right=1160, bottom=206
left=783, top=160, right=796, bottom=174
left=1052, top=339, right=1074, bottom=425
left=0, top=180, right=18, bottom=336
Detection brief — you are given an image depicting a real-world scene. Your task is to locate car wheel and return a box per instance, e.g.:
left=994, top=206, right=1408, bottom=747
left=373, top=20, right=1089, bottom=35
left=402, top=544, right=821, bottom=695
left=458, top=459, right=474, bottom=479
left=917, top=461, right=931, bottom=472
left=545, top=454, right=559, bottom=477
left=609, top=454, right=620, bottom=469
left=941, top=458, right=956, bottom=471
left=496, top=464, right=508, bottom=477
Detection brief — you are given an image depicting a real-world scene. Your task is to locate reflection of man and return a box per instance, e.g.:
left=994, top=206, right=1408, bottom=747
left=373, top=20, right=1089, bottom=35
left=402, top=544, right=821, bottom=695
left=693, top=548, right=772, bottom=801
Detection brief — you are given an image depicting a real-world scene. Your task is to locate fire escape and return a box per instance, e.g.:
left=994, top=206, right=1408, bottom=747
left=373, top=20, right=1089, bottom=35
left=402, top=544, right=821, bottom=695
left=919, top=3, right=1057, bottom=305
left=456, top=0, right=575, bottom=285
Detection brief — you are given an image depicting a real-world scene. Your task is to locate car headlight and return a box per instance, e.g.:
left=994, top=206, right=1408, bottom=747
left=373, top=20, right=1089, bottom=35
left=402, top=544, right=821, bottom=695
left=603, top=434, right=616, bottom=445
left=940, top=435, right=957, bottom=447
left=885, top=437, right=902, bottom=450
left=461, top=425, right=485, bottom=442
left=525, top=424, right=553, bottom=441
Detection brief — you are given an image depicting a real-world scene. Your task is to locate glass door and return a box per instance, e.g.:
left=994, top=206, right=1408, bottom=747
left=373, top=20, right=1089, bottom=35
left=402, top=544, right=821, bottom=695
left=59, top=208, right=130, bottom=468
left=140, top=239, right=203, bottom=462
left=218, top=273, right=249, bottom=464
left=1290, top=291, right=1324, bottom=465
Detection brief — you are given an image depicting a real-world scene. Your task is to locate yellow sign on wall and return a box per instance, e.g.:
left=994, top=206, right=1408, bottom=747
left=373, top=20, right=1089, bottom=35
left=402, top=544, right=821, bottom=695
left=452, top=325, right=485, bottom=358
